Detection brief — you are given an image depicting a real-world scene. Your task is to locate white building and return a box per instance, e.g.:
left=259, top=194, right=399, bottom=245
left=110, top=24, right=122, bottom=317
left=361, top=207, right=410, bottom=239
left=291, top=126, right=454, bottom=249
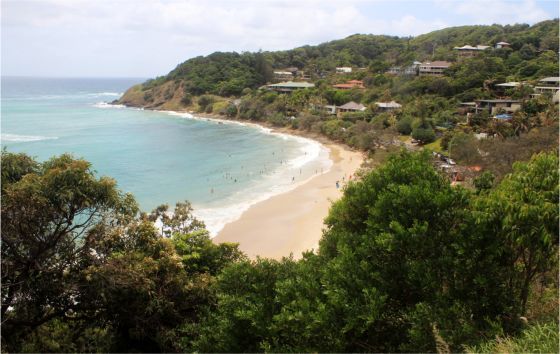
left=336, top=67, right=352, bottom=74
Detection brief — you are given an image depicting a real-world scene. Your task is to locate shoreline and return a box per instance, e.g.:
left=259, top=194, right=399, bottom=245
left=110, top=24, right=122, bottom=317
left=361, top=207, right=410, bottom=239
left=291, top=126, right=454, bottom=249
left=119, top=105, right=365, bottom=259
left=214, top=142, right=363, bottom=259
left=188, top=114, right=366, bottom=260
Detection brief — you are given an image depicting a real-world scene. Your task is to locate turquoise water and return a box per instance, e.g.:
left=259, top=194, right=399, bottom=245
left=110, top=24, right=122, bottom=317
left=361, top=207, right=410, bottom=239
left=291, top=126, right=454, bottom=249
left=1, top=77, right=331, bottom=234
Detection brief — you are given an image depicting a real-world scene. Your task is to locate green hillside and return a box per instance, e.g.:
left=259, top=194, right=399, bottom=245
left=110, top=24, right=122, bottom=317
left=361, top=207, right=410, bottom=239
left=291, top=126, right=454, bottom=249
left=118, top=19, right=558, bottom=107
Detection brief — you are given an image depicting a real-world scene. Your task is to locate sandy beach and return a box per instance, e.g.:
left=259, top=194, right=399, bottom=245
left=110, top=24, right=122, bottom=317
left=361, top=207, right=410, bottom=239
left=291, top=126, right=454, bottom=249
left=213, top=142, right=364, bottom=260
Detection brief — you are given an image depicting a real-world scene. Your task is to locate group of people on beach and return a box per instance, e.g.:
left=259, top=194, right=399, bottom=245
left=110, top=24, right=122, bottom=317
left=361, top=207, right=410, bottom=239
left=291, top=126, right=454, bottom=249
left=210, top=149, right=351, bottom=195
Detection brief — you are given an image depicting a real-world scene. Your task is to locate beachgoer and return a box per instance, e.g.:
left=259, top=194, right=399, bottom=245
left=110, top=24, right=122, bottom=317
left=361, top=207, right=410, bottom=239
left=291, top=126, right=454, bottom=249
left=335, top=181, right=339, bottom=189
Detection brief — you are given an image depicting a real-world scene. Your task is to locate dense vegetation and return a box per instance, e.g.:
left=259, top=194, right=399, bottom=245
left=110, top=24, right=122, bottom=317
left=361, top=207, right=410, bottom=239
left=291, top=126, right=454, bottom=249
left=2, top=149, right=558, bottom=352
left=135, top=20, right=558, bottom=96
left=134, top=19, right=558, bottom=97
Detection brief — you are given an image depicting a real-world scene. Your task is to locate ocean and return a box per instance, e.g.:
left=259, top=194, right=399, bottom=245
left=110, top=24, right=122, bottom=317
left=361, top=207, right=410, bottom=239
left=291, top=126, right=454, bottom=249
left=1, top=77, right=331, bottom=235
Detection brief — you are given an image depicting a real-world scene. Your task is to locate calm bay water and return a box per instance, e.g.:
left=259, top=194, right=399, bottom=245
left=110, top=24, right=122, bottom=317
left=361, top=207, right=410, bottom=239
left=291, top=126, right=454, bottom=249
left=1, top=77, right=331, bottom=235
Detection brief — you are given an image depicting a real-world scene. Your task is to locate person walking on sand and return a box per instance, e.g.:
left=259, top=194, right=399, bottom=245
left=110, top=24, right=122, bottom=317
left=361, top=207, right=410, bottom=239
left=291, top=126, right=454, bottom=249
left=292, top=176, right=295, bottom=182
left=336, top=181, right=340, bottom=189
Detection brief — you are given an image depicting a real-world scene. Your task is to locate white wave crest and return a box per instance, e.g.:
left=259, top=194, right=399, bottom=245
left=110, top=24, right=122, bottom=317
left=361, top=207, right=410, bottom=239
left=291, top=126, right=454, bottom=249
left=1, top=133, right=58, bottom=142
left=93, top=102, right=126, bottom=109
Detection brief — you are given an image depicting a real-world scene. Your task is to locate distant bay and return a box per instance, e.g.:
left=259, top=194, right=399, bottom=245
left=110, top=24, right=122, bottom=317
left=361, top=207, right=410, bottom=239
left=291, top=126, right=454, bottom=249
left=1, top=77, right=331, bottom=235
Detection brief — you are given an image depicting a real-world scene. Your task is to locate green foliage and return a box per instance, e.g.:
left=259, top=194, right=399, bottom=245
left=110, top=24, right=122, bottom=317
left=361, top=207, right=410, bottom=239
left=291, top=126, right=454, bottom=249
left=181, top=92, right=192, bottom=106
left=167, top=52, right=272, bottom=96
left=1, top=151, right=241, bottom=353
left=411, top=120, right=436, bottom=143
left=224, top=103, right=238, bottom=117
left=193, top=258, right=296, bottom=352
left=3, top=148, right=558, bottom=352
left=396, top=115, right=413, bottom=135
left=473, top=171, right=495, bottom=193
left=1, top=151, right=138, bottom=351
left=466, top=322, right=559, bottom=354
left=266, top=112, right=290, bottom=127
left=448, top=131, right=480, bottom=164
left=474, top=152, right=559, bottom=316
left=197, top=95, right=215, bottom=112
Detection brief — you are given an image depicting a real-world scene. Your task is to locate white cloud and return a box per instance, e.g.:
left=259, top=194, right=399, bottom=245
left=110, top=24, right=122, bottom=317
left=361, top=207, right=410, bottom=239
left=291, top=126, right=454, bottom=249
left=0, top=0, right=553, bottom=77
left=435, top=0, right=551, bottom=24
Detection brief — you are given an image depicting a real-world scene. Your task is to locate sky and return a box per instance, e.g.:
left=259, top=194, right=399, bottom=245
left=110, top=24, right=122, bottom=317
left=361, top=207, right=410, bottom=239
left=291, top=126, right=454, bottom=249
left=1, top=0, right=558, bottom=78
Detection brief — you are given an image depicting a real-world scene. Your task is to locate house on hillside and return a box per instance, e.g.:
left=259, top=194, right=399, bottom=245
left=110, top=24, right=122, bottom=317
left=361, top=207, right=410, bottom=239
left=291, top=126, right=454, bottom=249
left=337, top=101, right=366, bottom=117
left=419, top=61, right=451, bottom=76
left=386, top=62, right=420, bottom=76
left=273, top=71, right=294, bottom=81
left=474, top=99, right=522, bottom=115
left=458, top=102, right=477, bottom=115
left=336, top=67, right=352, bottom=74
left=533, top=77, right=560, bottom=96
left=453, top=45, right=491, bottom=59
left=495, top=41, right=511, bottom=49
left=333, top=80, right=365, bottom=90
left=375, top=101, right=402, bottom=112
left=310, top=103, right=337, bottom=115
left=493, top=81, right=523, bottom=96
left=265, top=81, right=315, bottom=93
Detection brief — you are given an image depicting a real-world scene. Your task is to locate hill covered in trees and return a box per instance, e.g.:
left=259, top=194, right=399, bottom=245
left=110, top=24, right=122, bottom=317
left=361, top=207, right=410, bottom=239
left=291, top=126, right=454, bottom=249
left=118, top=19, right=558, bottom=107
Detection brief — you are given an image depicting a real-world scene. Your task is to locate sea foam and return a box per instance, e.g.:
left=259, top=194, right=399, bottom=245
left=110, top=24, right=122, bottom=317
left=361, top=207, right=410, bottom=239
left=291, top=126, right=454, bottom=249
left=1, top=133, right=59, bottom=142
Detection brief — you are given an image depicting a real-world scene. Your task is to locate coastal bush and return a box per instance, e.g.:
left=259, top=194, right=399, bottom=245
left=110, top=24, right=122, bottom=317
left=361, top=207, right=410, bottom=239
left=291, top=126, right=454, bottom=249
left=448, top=131, right=480, bottom=164
left=396, top=115, right=413, bottom=135
left=225, top=104, right=238, bottom=117
left=411, top=125, right=436, bottom=143
left=198, top=95, right=215, bottom=112
left=1, top=151, right=242, bottom=353
left=3, top=149, right=558, bottom=352
left=465, top=322, right=559, bottom=353
left=267, top=112, right=289, bottom=127
left=181, top=92, right=193, bottom=106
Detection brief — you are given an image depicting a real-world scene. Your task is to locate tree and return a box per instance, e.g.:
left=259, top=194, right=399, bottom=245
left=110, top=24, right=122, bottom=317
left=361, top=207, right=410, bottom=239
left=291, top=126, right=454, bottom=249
left=1, top=152, right=243, bottom=352
left=1, top=152, right=138, bottom=349
left=318, top=151, right=490, bottom=351
left=473, top=171, right=495, bottom=193
left=193, top=258, right=296, bottom=352
left=474, top=152, right=559, bottom=316
left=396, top=115, right=413, bottom=135
left=411, top=125, right=436, bottom=143
left=448, top=131, right=480, bottom=164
